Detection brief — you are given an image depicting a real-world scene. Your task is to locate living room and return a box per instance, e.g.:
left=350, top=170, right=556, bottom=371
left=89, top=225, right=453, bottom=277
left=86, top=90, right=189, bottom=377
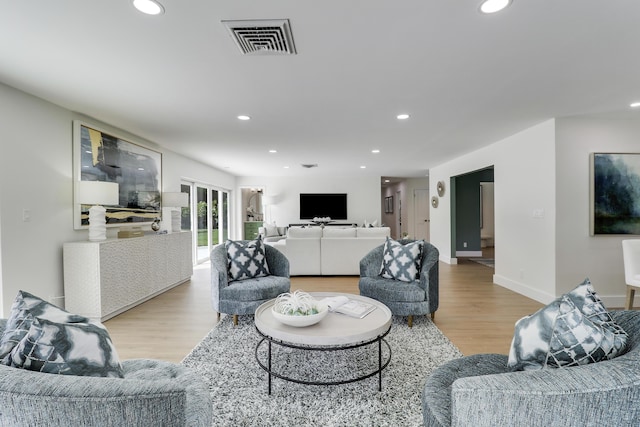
left=2, top=87, right=638, bottom=316
left=1, top=1, right=640, bottom=425
left=1, top=1, right=638, bottom=313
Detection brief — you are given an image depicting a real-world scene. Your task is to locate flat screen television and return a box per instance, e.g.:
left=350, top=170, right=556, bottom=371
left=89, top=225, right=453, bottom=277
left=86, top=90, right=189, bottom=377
left=299, top=193, right=347, bottom=220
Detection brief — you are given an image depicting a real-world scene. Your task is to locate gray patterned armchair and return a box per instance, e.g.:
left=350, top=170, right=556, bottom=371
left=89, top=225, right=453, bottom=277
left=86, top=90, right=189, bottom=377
left=210, top=242, right=290, bottom=325
left=0, top=320, right=212, bottom=427
left=358, top=239, right=439, bottom=327
left=422, top=310, right=640, bottom=426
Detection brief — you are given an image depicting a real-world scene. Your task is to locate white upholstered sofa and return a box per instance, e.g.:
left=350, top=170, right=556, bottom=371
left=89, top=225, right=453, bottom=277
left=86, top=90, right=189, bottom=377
left=270, top=226, right=390, bottom=275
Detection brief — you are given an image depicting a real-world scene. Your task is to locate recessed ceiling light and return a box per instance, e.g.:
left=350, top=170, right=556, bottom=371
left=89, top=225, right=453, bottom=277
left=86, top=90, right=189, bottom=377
left=372, top=149, right=380, bottom=154
left=269, top=150, right=277, bottom=153
left=283, top=166, right=290, bottom=169
left=479, top=0, right=512, bottom=14
left=360, top=166, right=366, bottom=169
left=132, top=0, right=164, bottom=15
left=237, top=115, right=251, bottom=121
left=630, top=102, right=640, bottom=108
left=396, top=114, right=410, bottom=120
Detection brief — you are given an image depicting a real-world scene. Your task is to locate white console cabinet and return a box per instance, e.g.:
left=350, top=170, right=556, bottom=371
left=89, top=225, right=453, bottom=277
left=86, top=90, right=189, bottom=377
left=63, top=232, right=193, bottom=321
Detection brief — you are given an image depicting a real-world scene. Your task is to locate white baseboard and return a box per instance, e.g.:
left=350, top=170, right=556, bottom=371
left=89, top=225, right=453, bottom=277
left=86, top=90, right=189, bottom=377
left=455, top=250, right=483, bottom=257
left=493, top=274, right=555, bottom=305
left=440, top=255, right=458, bottom=264
left=494, top=275, right=636, bottom=310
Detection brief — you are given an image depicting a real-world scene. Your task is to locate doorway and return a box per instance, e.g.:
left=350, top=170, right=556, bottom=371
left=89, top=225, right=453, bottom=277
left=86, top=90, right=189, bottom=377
left=413, top=188, right=430, bottom=241
left=450, top=166, right=495, bottom=265
left=181, top=182, right=230, bottom=264
left=240, top=187, right=264, bottom=239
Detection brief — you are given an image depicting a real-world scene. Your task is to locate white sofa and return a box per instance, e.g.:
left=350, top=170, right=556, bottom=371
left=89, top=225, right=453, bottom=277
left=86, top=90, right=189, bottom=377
left=270, top=226, right=390, bottom=275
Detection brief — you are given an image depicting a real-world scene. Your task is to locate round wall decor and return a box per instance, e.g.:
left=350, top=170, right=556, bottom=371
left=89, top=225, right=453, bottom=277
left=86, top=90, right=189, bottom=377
left=431, top=196, right=439, bottom=208
left=437, top=181, right=446, bottom=197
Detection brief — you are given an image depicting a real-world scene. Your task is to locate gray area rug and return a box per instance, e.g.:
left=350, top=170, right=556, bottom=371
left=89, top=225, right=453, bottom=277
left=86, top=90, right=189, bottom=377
left=181, top=314, right=462, bottom=426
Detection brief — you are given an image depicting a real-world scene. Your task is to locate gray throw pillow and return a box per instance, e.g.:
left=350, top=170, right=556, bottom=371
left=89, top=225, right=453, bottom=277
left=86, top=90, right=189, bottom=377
left=263, top=223, right=279, bottom=237
left=379, top=238, right=424, bottom=282
left=507, top=278, right=629, bottom=371
left=226, top=237, right=270, bottom=281
left=5, top=317, right=123, bottom=378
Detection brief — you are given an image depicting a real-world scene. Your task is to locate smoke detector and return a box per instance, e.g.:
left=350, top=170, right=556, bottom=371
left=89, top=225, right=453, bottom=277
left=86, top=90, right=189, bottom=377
left=222, top=19, right=296, bottom=55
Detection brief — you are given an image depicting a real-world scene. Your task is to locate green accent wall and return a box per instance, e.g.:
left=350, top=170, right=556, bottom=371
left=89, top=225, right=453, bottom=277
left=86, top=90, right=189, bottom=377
left=454, top=168, right=494, bottom=252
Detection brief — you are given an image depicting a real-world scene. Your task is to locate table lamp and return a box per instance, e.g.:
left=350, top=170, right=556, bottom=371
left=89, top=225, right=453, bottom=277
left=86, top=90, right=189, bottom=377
left=77, top=181, right=120, bottom=241
left=163, top=192, right=189, bottom=232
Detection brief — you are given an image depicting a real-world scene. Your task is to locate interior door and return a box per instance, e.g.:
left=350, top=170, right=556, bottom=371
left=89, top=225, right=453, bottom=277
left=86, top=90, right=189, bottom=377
left=414, top=188, right=430, bottom=241
left=396, top=190, right=402, bottom=239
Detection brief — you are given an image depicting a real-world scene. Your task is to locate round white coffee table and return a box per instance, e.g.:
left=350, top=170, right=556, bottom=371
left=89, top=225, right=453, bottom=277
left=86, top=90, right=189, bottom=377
left=254, top=292, right=392, bottom=394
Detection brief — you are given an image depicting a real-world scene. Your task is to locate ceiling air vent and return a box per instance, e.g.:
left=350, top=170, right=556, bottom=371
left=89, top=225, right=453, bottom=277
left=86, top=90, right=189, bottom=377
left=222, top=19, right=296, bottom=55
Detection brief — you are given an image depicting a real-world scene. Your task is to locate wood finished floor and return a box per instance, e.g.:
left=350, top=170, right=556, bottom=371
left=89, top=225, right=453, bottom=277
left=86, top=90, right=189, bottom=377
left=105, top=252, right=544, bottom=363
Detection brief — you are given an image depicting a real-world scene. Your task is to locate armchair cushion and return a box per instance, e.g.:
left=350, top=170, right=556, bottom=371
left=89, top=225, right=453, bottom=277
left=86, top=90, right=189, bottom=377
left=220, top=275, right=290, bottom=302
left=226, top=238, right=270, bottom=282
left=508, top=278, right=629, bottom=371
left=357, top=277, right=426, bottom=302
left=379, top=237, right=424, bottom=282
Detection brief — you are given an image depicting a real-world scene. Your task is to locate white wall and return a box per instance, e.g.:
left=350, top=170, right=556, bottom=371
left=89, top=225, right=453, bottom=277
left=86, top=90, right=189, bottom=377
left=236, top=175, right=381, bottom=233
left=429, top=120, right=557, bottom=304
left=555, top=115, right=640, bottom=306
left=164, top=151, right=235, bottom=194
left=0, top=82, right=235, bottom=316
left=0, top=83, right=76, bottom=316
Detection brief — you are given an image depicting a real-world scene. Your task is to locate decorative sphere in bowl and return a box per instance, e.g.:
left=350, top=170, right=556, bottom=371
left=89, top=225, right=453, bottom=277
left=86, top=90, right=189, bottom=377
left=271, top=302, right=328, bottom=327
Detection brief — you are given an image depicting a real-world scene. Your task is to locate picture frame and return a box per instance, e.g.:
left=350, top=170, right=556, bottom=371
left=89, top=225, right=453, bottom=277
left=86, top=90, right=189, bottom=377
left=73, top=120, right=162, bottom=230
left=590, top=152, right=640, bottom=235
left=384, top=196, right=394, bottom=214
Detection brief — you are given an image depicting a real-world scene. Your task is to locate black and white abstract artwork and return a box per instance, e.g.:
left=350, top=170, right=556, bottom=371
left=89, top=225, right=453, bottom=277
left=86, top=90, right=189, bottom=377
left=74, top=121, right=162, bottom=228
left=591, top=152, right=640, bottom=235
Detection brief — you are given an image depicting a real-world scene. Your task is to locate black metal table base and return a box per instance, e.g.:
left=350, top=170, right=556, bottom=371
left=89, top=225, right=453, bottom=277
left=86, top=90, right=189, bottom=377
left=255, top=326, right=392, bottom=395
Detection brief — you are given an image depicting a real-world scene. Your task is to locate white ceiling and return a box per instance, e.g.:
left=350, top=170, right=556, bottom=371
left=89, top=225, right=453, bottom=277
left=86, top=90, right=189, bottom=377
left=1, top=1, right=639, bottom=179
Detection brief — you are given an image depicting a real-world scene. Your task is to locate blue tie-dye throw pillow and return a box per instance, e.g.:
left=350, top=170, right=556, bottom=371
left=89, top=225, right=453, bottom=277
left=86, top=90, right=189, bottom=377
left=0, top=290, right=123, bottom=378
left=508, top=278, right=628, bottom=371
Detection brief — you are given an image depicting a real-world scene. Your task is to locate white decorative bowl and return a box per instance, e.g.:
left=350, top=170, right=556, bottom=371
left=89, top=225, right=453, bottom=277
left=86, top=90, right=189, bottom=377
left=271, top=302, right=329, bottom=327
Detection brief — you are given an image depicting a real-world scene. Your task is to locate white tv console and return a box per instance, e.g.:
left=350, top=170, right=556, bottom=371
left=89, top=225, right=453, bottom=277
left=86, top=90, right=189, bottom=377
left=63, top=232, right=193, bottom=321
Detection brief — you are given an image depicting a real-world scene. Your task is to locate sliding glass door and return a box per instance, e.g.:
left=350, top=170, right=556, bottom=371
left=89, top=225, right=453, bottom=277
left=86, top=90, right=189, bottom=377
left=196, top=186, right=209, bottom=262
left=182, top=182, right=230, bottom=264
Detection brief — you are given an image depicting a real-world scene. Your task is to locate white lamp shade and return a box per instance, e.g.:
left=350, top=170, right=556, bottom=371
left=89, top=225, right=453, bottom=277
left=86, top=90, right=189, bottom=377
left=77, top=181, right=119, bottom=206
left=163, top=192, right=189, bottom=207
left=262, top=195, right=275, bottom=205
